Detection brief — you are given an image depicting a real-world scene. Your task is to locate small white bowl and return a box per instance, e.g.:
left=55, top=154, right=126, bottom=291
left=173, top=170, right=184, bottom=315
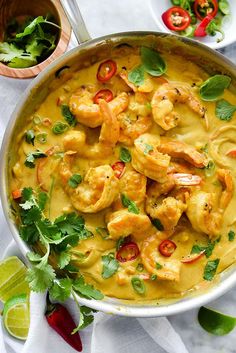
left=149, top=0, right=236, bottom=49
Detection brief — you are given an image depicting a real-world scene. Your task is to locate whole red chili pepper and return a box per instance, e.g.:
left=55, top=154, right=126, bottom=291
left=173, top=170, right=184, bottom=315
left=46, top=302, right=82, bottom=352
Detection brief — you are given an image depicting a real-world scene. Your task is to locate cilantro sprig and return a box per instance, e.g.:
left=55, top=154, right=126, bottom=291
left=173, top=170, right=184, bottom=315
left=0, top=16, right=60, bottom=68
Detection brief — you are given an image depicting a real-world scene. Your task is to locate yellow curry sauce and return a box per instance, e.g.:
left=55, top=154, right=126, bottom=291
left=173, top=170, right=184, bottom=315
left=9, top=45, right=236, bottom=302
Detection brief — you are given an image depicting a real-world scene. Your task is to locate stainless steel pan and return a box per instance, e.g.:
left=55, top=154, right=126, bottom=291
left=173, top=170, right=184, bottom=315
left=1, top=1, right=236, bottom=317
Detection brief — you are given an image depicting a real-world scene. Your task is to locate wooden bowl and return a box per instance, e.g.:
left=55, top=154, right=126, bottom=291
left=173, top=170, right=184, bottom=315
left=0, top=0, right=71, bottom=78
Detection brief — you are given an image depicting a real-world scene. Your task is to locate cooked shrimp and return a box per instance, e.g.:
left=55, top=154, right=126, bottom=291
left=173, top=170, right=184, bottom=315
left=131, top=134, right=170, bottom=182
left=107, top=209, right=152, bottom=240
left=69, top=87, right=129, bottom=127
left=151, top=83, right=205, bottom=130
left=118, top=113, right=152, bottom=146
left=60, top=161, right=119, bottom=213
left=141, top=234, right=181, bottom=281
left=118, top=170, right=147, bottom=205
left=158, top=141, right=208, bottom=168
left=63, top=99, right=120, bottom=159
left=146, top=195, right=187, bottom=233
left=186, top=169, right=234, bottom=237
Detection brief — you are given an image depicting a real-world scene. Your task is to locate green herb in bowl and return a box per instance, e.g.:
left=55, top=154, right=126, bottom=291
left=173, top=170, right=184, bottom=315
left=0, top=15, right=60, bottom=68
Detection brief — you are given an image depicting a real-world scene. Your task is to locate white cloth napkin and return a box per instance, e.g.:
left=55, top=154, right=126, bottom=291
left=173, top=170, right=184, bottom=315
left=0, top=269, right=189, bottom=353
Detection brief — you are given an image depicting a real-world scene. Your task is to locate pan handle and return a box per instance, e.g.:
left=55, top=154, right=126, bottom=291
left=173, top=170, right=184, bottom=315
left=60, top=0, right=91, bottom=44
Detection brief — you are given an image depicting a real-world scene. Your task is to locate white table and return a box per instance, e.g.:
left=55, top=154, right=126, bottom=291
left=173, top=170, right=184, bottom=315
left=1, top=1, right=236, bottom=352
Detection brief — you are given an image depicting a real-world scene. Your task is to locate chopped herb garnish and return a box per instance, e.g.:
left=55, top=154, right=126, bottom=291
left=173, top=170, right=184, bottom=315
left=101, top=253, right=119, bottom=279
left=150, top=274, right=157, bottom=281
left=131, top=277, right=146, bottom=295
left=216, top=99, right=236, bottom=121
left=52, top=121, right=69, bottom=135
left=96, top=227, right=109, bottom=239
left=136, top=263, right=144, bottom=272
left=121, top=194, right=139, bottom=214
left=68, top=174, right=82, bottom=188
left=36, top=133, right=47, bottom=144
left=25, top=130, right=35, bottom=145
left=203, top=259, right=220, bottom=281
left=116, top=236, right=126, bottom=250
left=152, top=219, right=164, bottom=231
left=156, top=262, right=163, bottom=270
left=24, top=150, right=47, bottom=168
left=228, top=230, right=235, bottom=242
left=128, top=65, right=145, bottom=86
left=191, top=239, right=219, bottom=259
left=120, top=147, right=132, bottom=163
left=61, top=104, right=77, bottom=127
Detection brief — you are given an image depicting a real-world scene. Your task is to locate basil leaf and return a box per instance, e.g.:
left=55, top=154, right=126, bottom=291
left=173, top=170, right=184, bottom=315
left=199, top=75, right=231, bottom=101
left=121, top=194, right=139, bottom=214
left=25, top=130, right=35, bottom=145
left=203, top=259, right=220, bottom=281
left=228, top=230, right=235, bottom=242
left=68, top=174, right=82, bottom=188
left=120, top=147, right=132, bottom=163
left=61, top=104, right=77, bottom=126
left=102, top=253, right=119, bottom=279
left=131, top=277, right=146, bottom=295
left=52, top=121, right=69, bottom=135
left=216, top=99, right=236, bottom=121
left=128, top=65, right=145, bottom=86
left=152, top=219, right=164, bottom=231
left=141, top=47, right=166, bottom=77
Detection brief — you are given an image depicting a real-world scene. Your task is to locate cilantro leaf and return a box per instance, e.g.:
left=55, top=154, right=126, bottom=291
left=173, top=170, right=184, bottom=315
left=228, top=230, right=235, bottom=242
left=16, top=16, right=46, bottom=38
left=156, top=262, right=163, bottom=270
left=61, top=105, right=77, bottom=126
left=121, top=194, right=139, bottom=214
left=24, top=150, right=47, bottom=168
left=72, top=305, right=95, bottom=332
left=20, top=224, right=39, bottom=244
left=38, top=192, right=48, bottom=210
left=101, top=253, right=119, bottom=279
left=26, top=262, right=55, bottom=292
left=49, top=278, right=72, bottom=302
left=73, top=277, right=104, bottom=300
left=0, top=42, right=24, bottom=62
left=68, top=174, right=82, bottom=188
left=8, top=56, right=37, bottom=68
left=26, top=251, right=42, bottom=262
left=191, top=240, right=217, bottom=259
left=58, top=252, right=71, bottom=269
left=203, top=259, right=220, bottom=281
left=120, top=147, right=132, bottom=163
left=216, top=99, right=236, bottom=121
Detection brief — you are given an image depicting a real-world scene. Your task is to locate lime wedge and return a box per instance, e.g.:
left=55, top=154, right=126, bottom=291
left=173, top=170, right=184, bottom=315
left=0, top=256, right=30, bottom=302
left=3, top=294, right=30, bottom=340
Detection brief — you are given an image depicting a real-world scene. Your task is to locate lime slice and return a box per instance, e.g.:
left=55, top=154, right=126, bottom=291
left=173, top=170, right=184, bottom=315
left=3, top=294, right=30, bottom=340
left=0, top=256, right=30, bottom=302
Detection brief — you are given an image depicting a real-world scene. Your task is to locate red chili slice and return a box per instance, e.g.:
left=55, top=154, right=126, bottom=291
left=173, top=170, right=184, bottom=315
left=111, top=161, right=125, bottom=179
left=93, top=89, right=113, bottom=104
left=116, top=242, right=140, bottom=262
left=226, top=150, right=236, bottom=158
left=194, top=0, right=218, bottom=20
left=181, top=251, right=205, bottom=264
left=97, top=60, right=117, bottom=82
left=159, top=239, right=177, bottom=257
left=162, top=6, right=191, bottom=32
left=194, top=14, right=213, bottom=37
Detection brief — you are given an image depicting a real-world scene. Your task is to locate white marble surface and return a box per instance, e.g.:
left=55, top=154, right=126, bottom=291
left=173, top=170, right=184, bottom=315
left=1, top=0, right=236, bottom=352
